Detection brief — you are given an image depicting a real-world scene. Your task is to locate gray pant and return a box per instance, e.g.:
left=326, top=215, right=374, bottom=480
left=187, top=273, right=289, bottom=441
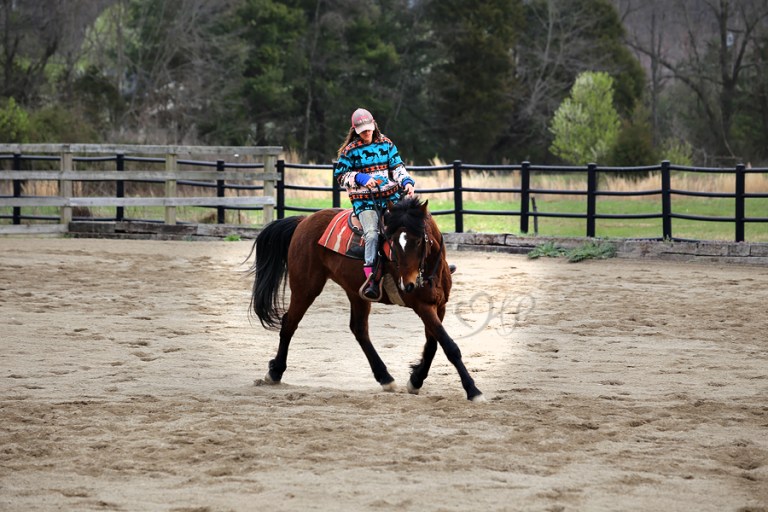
left=357, top=209, right=380, bottom=267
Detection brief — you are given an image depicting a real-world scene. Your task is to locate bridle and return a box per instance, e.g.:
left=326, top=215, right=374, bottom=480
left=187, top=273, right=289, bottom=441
left=384, top=221, right=445, bottom=290
left=369, top=187, right=445, bottom=290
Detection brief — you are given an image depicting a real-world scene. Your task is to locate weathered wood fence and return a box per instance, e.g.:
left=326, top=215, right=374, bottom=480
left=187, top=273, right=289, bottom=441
left=0, top=144, right=281, bottom=236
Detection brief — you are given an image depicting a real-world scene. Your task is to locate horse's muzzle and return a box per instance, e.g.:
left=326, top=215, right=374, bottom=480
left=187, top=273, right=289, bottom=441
left=399, top=274, right=419, bottom=293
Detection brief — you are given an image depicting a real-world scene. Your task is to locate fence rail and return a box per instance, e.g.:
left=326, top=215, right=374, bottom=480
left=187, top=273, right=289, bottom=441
left=0, top=144, right=281, bottom=233
left=277, top=159, right=768, bottom=243
left=2, top=145, right=767, bottom=242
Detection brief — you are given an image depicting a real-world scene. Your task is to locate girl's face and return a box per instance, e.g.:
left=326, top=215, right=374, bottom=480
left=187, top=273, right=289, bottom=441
left=359, top=129, right=373, bottom=144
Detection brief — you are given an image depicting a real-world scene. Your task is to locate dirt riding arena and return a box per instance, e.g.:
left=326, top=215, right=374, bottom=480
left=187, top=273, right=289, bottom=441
left=1, top=238, right=766, bottom=511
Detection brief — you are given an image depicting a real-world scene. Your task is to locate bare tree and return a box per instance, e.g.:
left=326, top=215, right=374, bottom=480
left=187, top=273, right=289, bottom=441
left=619, top=0, right=768, bottom=160
left=114, top=0, right=243, bottom=143
left=1, top=0, right=63, bottom=102
left=1, top=0, right=116, bottom=103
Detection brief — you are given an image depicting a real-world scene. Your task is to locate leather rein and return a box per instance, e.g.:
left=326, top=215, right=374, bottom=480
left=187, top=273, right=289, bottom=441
left=384, top=221, right=445, bottom=289
left=370, top=187, right=445, bottom=289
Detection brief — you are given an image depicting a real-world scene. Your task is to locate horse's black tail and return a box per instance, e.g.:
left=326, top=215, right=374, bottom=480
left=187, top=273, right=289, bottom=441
left=247, top=216, right=304, bottom=330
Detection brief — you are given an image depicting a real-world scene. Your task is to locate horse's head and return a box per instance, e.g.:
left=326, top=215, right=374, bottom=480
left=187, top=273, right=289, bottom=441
left=384, top=197, right=438, bottom=293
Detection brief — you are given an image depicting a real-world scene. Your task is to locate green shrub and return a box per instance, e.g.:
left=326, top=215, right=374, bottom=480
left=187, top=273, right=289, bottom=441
left=0, top=97, right=30, bottom=142
left=527, top=241, right=567, bottom=259
left=28, top=105, right=100, bottom=143
left=566, top=241, right=617, bottom=262
left=528, top=240, right=617, bottom=262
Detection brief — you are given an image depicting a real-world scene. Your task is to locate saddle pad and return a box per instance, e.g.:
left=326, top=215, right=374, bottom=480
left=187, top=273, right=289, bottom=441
left=318, top=209, right=393, bottom=260
left=318, top=209, right=365, bottom=259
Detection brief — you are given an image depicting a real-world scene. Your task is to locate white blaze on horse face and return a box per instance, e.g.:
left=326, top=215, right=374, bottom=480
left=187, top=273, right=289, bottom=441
left=396, top=231, right=419, bottom=291
left=398, top=232, right=408, bottom=290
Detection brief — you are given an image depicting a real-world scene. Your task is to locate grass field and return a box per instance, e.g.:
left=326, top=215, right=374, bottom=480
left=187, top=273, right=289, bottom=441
left=275, top=195, right=768, bottom=242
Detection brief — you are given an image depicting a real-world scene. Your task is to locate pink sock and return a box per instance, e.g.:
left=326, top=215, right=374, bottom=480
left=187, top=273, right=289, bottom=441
left=364, top=266, right=373, bottom=279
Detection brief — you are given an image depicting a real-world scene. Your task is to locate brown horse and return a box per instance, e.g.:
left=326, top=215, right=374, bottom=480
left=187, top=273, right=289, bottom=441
left=248, top=196, right=484, bottom=401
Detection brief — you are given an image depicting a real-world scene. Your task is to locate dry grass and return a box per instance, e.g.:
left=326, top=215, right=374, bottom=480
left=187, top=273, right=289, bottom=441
left=4, top=153, right=768, bottom=219
left=603, top=171, right=768, bottom=196
left=4, top=165, right=768, bottom=200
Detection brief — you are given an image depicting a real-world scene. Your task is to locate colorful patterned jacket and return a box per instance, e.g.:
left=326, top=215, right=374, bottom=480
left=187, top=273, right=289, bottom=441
left=334, top=135, right=415, bottom=216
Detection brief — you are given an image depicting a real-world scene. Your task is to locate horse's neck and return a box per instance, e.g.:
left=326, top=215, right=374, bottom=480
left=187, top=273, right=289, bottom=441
left=426, top=222, right=445, bottom=262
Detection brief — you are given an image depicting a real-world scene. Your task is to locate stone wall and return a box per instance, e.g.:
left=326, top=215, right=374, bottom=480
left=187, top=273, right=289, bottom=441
left=442, top=233, right=768, bottom=265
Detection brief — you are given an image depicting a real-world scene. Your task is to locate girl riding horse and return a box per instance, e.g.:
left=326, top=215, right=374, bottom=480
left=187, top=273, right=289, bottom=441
left=335, top=108, right=415, bottom=300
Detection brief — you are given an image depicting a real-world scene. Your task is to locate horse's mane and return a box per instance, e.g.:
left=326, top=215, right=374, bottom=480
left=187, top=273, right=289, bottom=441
left=384, top=197, right=428, bottom=238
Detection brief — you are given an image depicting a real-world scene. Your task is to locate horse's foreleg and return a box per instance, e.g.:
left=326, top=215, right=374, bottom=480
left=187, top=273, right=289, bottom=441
left=348, top=295, right=396, bottom=391
left=408, top=305, right=445, bottom=395
left=417, top=307, right=484, bottom=402
left=407, top=336, right=437, bottom=395
left=440, top=330, right=485, bottom=402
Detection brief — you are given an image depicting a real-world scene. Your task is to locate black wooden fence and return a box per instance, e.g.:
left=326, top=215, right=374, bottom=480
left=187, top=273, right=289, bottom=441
left=3, top=150, right=767, bottom=242
left=278, top=160, right=768, bottom=243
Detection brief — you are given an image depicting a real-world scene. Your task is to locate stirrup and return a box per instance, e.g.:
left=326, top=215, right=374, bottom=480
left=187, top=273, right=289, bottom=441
left=359, top=274, right=382, bottom=302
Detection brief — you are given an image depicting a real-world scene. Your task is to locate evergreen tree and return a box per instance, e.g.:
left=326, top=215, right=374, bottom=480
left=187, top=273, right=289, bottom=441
left=237, top=0, right=306, bottom=147
left=426, top=0, right=524, bottom=162
left=549, top=71, right=621, bottom=164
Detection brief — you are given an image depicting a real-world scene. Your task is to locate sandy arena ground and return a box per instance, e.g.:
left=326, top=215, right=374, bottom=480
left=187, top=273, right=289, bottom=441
left=1, top=237, right=766, bottom=511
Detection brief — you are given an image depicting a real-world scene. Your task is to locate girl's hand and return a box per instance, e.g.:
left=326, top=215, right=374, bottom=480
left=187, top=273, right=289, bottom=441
left=403, top=183, right=415, bottom=197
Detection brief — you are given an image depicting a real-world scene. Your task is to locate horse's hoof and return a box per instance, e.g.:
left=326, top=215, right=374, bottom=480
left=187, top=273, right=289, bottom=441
left=381, top=381, right=397, bottom=392
left=255, top=373, right=280, bottom=386
left=470, top=393, right=487, bottom=403
left=406, top=379, right=420, bottom=395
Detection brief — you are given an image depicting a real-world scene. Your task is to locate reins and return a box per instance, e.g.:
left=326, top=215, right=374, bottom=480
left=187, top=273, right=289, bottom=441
left=369, top=186, right=396, bottom=270
left=385, top=217, right=445, bottom=290
left=419, top=231, right=445, bottom=288
left=370, top=189, right=446, bottom=291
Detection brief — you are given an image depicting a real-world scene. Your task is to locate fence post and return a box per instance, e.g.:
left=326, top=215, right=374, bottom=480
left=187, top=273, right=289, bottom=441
left=586, top=162, right=597, bottom=238
left=520, top=161, right=530, bottom=234
left=165, top=152, right=177, bottom=225
left=60, top=146, right=73, bottom=226
left=263, top=153, right=277, bottom=225
left=276, top=159, right=285, bottom=219
left=12, top=152, right=21, bottom=225
left=116, top=152, right=125, bottom=222
left=453, top=160, right=464, bottom=233
left=216, top=159, right=226, bottom=224
left=735, top=163, right=745, bottom=243
left=661, top=160, right=672, bottom=240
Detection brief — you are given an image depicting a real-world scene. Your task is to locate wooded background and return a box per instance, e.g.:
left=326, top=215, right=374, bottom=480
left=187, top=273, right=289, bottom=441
left=1, top=0, right=767, bottom=167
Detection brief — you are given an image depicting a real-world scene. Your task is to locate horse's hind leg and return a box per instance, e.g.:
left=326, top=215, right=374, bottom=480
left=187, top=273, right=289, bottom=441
left=264, top=276, right=325, bottom=384
left=348, top=294, right=396, bottom=391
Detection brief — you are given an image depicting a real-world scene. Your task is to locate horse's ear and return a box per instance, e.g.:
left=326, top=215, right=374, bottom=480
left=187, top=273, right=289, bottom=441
left=420, top=199, right=429, bottom=213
